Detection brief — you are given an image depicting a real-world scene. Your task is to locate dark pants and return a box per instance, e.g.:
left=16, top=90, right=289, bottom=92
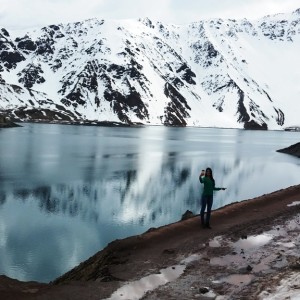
left=200, top=195, right=213, bottom=225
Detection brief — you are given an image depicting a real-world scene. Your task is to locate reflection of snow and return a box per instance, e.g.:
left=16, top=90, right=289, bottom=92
left=107, top=265, right=185, bottom=300
left=209, top=236, right=223, bottom=247
left=234, top=234, right=273, bottom=252
left=106, top=254, right=200, bottom=300
left=116, top=151, right=164, bottom=224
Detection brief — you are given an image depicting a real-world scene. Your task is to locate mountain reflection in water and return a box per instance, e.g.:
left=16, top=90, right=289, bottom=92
left=0, top=123, right=299, bottom=282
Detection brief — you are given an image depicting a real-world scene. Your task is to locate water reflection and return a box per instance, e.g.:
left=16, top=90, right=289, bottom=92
left=107, top=265, right=186, bottom=300
left=0, top=124, right=299, bottom=282
left=106, top=254, right=200, bottom=300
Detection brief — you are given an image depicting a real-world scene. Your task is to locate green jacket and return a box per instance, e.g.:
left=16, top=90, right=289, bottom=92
left=199, top=176, right=223, bottom=196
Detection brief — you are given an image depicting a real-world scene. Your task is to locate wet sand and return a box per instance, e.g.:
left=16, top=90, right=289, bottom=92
left=1, top=184, right=300, bottom=299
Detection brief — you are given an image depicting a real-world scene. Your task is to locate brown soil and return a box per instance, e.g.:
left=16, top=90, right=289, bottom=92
left=1, top=184, right=300, bottom=300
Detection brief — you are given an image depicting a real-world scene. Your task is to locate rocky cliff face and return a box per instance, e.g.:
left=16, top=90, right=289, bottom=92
left=0, top=9, right=299, bottom=129
left=0, top=114, right=20, bottom=127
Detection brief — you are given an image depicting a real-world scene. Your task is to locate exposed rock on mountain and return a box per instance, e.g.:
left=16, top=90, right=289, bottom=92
left=0, top=9, right=299, bottom=129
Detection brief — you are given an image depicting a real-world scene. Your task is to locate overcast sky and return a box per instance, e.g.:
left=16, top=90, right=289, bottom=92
left=1, top=0, right=300, bottom=30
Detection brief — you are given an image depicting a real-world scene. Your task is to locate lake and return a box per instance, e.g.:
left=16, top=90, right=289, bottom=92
left=0, top=123, right=299, bottom=283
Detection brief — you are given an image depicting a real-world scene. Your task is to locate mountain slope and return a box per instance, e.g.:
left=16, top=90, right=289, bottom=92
left=0, top=9, right=299, bottom=129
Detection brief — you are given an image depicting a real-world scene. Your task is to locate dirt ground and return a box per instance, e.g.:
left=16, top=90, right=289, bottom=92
left=1, top=184, right=300, bottom=300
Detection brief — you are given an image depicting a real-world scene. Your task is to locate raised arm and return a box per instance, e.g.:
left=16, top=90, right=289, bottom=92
left=199, top=170, right=205, bottom=183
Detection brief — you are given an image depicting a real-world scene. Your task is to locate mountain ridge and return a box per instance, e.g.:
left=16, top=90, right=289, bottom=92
left=0, top=8, right=299, bottom=129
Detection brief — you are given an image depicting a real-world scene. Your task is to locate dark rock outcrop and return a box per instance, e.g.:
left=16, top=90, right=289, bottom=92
left=0, top=115, right=21, bottom=128
left=244, top=120, right=268, bottom=130
left=277, top=142, right=300, bottom=158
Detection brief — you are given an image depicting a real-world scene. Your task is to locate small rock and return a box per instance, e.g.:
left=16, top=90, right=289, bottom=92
left=290, top=260, right=300, bottom=270
left=246, top=265, right=253, bottom=271
left=199, top=287, right=209, bottom=294
left=181, top=210, right=195, bottom=220
left=162, top=248, right=175, bottom=255
left=145, top=227, right=157, bottom=233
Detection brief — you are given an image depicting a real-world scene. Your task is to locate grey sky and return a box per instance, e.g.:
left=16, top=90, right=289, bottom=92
left=1, top=0, right=300, bottom=30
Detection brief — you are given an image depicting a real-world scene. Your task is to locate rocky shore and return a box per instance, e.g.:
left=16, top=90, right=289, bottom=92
left=0, top=184, right=300, bottom=299
left=277, top=142, right=300, bottom=158
left=0, top=115, right=21, bottom=128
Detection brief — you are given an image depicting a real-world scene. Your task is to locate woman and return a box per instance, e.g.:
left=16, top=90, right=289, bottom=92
left=199, top=167, right=226, bottom=229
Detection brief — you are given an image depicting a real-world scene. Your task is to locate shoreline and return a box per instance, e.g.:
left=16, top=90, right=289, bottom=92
left=1, top=184, right=300, bottom=299
left=53, top=184, right=300, bottom=281
left=0, top=118, right=293, bottom=131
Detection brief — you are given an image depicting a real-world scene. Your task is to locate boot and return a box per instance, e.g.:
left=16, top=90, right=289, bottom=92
left=205, top=223, right=212, bottom=229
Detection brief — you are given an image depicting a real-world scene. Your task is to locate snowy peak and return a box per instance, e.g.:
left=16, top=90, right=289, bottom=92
left=0, top=9, right=299, bottom=129
left=258, top=11, right=300, bottom=42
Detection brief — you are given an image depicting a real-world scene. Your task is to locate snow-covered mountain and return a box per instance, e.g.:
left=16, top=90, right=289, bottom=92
left=1, top=8, right=300, bottom=129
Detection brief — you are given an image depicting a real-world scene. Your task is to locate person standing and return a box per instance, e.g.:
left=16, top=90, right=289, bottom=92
left=199, top=168, right=226, bottom=229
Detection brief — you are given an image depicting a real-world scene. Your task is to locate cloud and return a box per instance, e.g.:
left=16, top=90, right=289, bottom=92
left=168, top=0, right=300, bottom=23
left=0, top=0, right=106, bottom=29
left=90, top=0, right=173, bottom=21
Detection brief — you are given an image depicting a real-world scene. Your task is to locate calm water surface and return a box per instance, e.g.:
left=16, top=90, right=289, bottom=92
left=0, top=123, right=299, bottom=282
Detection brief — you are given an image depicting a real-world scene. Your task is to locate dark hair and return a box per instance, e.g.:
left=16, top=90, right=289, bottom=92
left=205, top=167, right=215, bottom=185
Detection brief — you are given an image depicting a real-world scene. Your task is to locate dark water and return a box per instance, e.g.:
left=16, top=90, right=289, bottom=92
left=0, top=123, right=299, bottom=282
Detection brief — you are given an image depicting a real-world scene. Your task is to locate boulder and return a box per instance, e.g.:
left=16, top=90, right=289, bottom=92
left=181, top=210, right=195, bottom=221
